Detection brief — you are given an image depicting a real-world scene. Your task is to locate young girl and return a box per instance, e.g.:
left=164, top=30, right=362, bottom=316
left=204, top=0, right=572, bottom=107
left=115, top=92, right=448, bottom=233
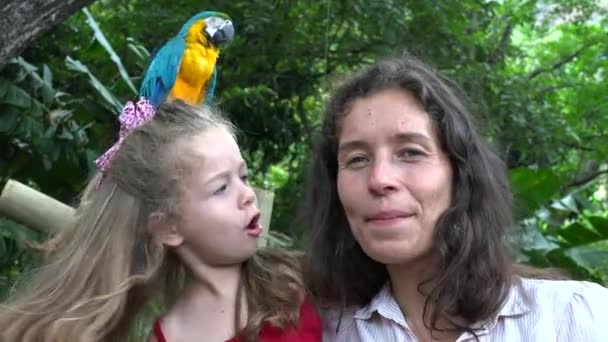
left=0, top=100, right=321, bottom=341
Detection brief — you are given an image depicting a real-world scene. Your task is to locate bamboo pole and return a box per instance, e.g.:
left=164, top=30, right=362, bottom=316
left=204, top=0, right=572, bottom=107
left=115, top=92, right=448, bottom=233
left=253, top=188, right=274, bottom=247
left=0, top=180, right=274, bottom=244
left=0, top=179, right=76, bottom=234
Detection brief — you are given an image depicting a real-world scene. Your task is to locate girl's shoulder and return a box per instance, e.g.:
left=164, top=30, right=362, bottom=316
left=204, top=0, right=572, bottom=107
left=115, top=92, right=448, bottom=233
left=258, top=298, right=323, bottom=341
left=255, top=248, right=305, bottom=294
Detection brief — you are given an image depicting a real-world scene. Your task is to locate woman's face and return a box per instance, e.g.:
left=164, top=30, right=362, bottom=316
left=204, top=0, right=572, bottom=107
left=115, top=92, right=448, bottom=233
left=336, top=88, right=453, bottom=266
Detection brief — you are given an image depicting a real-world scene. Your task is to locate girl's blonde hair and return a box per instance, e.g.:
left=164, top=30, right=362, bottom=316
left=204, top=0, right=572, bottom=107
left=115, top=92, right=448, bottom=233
left=0, top=100, right=303, bottom=341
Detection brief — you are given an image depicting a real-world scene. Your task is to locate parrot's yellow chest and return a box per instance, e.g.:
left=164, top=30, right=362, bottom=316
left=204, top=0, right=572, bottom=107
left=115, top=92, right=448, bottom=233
left=169, top=24, right=219, bottom=104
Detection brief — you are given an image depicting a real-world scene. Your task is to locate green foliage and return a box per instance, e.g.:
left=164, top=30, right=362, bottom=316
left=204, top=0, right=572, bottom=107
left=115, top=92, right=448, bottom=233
left=0, top=218, right=45, bottom=298
left=1, top=0, right=607, bottom=298
left=512, top=167, right=608, bottom=283
left=510, top=167, right=562, bottom=218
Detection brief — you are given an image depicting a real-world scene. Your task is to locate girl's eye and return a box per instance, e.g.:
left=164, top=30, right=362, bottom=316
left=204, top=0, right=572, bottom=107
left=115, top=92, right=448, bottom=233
left=214, top=184, right=228, bottom=195
left=345, top=155, right=369, bottom=168
left=240, top=174, right=249, bottom=183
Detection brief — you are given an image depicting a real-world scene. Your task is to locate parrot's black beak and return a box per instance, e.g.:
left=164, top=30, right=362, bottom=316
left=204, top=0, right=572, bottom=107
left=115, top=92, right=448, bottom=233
left=206, top=19, right=234, bottom=46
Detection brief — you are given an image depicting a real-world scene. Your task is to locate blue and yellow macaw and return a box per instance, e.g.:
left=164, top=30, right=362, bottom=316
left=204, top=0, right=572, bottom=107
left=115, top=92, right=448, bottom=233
left=139, top=11, right=234, bottom=107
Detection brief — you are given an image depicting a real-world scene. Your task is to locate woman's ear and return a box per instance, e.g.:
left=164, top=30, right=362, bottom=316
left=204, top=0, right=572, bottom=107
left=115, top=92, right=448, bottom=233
left=147, top=212, right=183, bottom=247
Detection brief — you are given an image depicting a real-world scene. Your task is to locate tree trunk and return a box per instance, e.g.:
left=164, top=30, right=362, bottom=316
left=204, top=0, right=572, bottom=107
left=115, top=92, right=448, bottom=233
left=0, top=0, right=96, bottom=70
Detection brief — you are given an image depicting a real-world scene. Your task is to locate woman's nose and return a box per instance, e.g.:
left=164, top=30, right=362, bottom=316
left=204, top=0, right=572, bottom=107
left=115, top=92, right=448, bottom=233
left=368, top=159, right=399, bottom=195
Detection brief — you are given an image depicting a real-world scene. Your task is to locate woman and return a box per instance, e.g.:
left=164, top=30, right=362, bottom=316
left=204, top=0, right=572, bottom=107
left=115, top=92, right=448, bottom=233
left=304, top=56, right=607, bottom=341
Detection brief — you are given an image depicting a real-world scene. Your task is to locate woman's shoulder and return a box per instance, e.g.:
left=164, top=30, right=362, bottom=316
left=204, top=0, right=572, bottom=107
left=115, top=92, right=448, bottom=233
left=516, top=277, right=608, bottom=333
left=518, top=277, right=608, bottom=304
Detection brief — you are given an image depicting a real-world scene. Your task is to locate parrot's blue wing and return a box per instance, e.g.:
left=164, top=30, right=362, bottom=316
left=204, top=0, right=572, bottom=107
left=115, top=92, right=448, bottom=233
left=139, top=37, right=185, bottom=108
left=203, top=67, right=218, bottom=106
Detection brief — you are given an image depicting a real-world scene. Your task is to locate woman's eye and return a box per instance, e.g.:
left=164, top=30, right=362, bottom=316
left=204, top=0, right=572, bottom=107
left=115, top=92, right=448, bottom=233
left=240, top=174, right=249, bottom=183
left=400, top=148, right=424, bottom=159
left=345, top=155, right=369, bottom=168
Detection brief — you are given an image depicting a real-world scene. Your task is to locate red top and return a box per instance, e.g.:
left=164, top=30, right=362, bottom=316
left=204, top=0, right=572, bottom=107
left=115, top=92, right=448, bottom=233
left=153, top=299, right=322, bottom=342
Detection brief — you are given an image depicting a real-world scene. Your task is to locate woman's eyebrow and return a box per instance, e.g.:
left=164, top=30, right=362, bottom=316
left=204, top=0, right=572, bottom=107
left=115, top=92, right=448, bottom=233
left=337, top=140, right=368, bottom=156
left=391, top=132, right=431, bottom=144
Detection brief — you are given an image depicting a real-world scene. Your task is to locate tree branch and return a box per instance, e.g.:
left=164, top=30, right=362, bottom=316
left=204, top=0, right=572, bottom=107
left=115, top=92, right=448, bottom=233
left=565, top=169, right=608, bottom=190
left=0, top=0, right=96, bottom=70
left=487, top=20, right=514, bottom=64
left=558, top=139, right=594, bottom=152
left=296, top=96, right=313, bottom=147
left=535, top=83, right=581, bottom=94
left=526, top=42, right=597, bottom=80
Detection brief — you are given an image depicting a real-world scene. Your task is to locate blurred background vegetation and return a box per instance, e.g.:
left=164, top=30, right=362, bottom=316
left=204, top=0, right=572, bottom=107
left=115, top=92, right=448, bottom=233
left=1, top=0, right=607, bottom=299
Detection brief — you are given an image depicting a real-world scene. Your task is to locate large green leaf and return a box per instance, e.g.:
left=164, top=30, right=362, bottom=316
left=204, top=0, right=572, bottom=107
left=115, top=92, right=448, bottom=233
left=11, top=57, right=55, bottom=107
left=65, top=56, right=123, bottom=113
left=509, top=167, right=561, bottom=219
left=564, top=245, right=608, bottom=274
left=83, top=8, right=137, bottom=95
left=546, top=248, right=600, bottom=282
left=588, top=216, right=608, bottom=238
left=0, top=78, right=33, bottom=108
left=0, top=110, right=20, bottom=134
left=40, top=65, right=55, bottom=105
left=555, top=222, right=603, bottom=247
left=126, top=37, right=151, bottom=69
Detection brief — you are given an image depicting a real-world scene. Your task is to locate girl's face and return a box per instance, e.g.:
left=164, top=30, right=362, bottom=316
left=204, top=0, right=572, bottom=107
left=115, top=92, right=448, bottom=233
left=336, top=88, right=453, bottom=267
left=165, top=127, right=262, bottom=266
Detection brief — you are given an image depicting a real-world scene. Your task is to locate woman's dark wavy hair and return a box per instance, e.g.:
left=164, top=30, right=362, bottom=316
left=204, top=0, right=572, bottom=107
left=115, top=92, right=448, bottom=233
left=304, top=55, right=557, bottom=334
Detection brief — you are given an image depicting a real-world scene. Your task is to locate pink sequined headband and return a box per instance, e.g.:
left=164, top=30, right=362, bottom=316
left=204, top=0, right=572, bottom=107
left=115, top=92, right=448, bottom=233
left=95, top=98, right=156, bottom=183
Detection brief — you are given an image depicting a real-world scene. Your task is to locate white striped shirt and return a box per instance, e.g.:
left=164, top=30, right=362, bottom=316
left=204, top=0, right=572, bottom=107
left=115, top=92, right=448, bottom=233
left=322, top=278, right=608, bottom=341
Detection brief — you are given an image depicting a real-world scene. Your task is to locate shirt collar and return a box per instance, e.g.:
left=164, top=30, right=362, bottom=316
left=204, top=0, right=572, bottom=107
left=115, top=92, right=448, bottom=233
left=351, top=281, right=531, bottom=328
left=353, top=283, right=407, bottom=327
left=471, top=280, right=532, bottom=334
left=494, top=280, right=531, bottom=318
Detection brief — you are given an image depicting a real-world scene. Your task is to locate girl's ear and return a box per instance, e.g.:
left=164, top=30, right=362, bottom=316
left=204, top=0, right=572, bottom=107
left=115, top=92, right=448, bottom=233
left=147, top=212, right=183, bottom=247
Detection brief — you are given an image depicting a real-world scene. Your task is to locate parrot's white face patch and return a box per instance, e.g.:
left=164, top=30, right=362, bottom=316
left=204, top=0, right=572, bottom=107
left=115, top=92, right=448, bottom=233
left=204, top=17, right=225, bottom=37
left=204, top=16, right=234, bottom=46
